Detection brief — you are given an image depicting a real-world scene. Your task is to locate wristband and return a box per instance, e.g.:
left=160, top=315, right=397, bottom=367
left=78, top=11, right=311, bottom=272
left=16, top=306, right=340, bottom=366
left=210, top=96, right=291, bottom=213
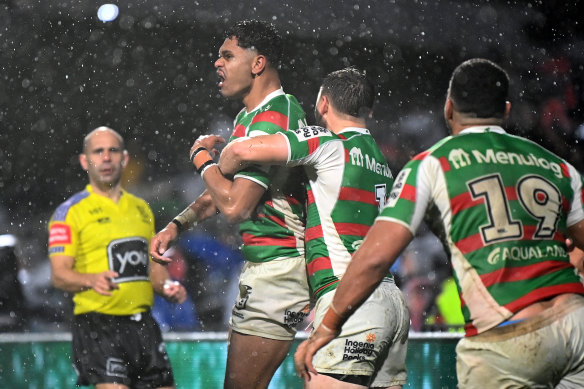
left=321, top=303, right=346, bottom=333
left=193, top=150, right=213, bottom=172
left=198, top=161, right=217, bottom=176
left=171, top=218, right=184, bottom=232
left=190, top=147, right=207, bottom=163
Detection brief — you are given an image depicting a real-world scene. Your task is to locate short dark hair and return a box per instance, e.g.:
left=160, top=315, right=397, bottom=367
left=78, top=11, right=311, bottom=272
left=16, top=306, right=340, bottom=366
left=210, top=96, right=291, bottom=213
left=448, top=58, right=509, bottom=118
left=321, top=67, right=375, bottom=118
left=224, top=20, right=283, bottom=67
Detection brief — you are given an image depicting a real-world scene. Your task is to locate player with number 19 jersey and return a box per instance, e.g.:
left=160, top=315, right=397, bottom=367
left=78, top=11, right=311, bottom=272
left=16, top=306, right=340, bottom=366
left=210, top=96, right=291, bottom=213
left=229, top=88, right=307, bottom=263
left=380, top=126, right=584, bottom=336
left=279, top=125, right=394, bottom=299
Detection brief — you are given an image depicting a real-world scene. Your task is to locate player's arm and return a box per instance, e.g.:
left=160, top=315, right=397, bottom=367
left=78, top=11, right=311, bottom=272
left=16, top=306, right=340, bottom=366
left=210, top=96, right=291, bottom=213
left=218, top=134, right=289, bottom=176
left=189, top=135, right=271, bottom=224
left=149, top=260, right=187, bottom=304
left=50, top=255, right=119, bottom=296
left=150, top=189, right=217, bottom=263
left=294, top=220, right=414, bottom=379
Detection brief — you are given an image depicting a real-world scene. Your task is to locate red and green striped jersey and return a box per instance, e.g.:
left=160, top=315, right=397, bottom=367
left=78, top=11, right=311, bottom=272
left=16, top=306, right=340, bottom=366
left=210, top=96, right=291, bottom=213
left=280, top=126, right=394, bottom=300
left=379, top=126, right=584, bottom=336
left=229, top=88, right=307, bottom=263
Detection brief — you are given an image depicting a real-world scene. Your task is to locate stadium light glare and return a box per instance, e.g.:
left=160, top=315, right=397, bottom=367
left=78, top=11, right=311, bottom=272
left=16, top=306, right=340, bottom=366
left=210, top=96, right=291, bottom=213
left=97, top=4, right=119, bottom=22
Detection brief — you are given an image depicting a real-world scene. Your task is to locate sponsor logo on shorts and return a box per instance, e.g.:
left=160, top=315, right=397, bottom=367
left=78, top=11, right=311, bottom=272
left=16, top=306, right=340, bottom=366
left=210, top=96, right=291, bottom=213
left=48, top=223, right=72, bottom=246
left=284, top=304, right=310, bottom=329
left=107, top=237, right=149, bottom=283
left=106, top=357, right=127, bottom=378
left=235, top=285, right=252, bottom=310
left=343, top=338, right=375, bottom=361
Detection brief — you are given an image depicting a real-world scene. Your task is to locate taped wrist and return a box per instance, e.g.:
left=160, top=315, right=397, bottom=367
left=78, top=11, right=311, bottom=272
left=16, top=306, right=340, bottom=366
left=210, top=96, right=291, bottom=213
left=320, top=302, right=347, bottom=333
left=191, top=148, right=213, bottom=173
left=172, top=206, right=198, bottom=231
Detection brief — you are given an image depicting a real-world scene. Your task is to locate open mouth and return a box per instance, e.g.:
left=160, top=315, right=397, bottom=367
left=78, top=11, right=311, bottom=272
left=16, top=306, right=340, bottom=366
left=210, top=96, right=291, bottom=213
left=217, top=71, right=225, bottom=87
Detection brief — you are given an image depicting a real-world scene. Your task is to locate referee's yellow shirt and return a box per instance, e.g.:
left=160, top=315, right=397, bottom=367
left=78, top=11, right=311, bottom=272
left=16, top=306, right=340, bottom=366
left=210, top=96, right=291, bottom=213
left=49, top=185, right=155, bottom=316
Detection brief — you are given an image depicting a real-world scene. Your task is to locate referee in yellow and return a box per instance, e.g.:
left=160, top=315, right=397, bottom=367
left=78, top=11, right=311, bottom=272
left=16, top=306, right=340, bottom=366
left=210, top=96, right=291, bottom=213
left=48, top=127, right=186, bottom=389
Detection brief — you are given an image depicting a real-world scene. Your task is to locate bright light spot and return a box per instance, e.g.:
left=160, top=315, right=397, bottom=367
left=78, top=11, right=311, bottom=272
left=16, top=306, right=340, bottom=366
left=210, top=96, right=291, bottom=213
left=97, top=4, right=119, bottom=22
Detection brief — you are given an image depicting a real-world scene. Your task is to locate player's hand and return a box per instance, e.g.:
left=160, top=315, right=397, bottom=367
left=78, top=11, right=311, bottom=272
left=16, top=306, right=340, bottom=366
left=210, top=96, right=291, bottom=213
left=91, top=270, right=120, bottom=296
left=150, top=223, right=178, bottom=264
left=294, top=324, right=339, bottom=381
left=162, top=280, right=187, bottom=304
left=190, top=135, right=226, bottom=159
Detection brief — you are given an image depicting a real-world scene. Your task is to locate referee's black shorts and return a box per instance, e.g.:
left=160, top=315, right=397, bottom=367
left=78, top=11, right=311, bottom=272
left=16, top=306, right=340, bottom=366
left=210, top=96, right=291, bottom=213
left=71, top=310, right=174, bottom=388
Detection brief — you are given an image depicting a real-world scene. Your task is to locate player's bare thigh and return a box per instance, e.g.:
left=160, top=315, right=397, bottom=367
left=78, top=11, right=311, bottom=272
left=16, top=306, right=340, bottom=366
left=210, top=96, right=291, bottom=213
left=224, top=331, right=292, bottom=389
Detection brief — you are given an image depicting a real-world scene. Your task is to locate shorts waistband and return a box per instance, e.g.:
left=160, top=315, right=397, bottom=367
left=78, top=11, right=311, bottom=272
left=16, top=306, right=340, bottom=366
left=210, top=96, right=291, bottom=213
left=469, top=294, right=584, bottom=342
left=75, top=309, right=151, bottom=322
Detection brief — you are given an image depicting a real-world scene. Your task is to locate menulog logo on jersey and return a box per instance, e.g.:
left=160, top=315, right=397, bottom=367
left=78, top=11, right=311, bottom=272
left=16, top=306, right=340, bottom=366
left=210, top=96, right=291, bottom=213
left=107, top=237, right=149, bottom=283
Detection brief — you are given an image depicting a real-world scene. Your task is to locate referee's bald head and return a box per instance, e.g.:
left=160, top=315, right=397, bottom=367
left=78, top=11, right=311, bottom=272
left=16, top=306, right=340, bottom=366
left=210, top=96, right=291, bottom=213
left=83, top=127, right=125, bottom=154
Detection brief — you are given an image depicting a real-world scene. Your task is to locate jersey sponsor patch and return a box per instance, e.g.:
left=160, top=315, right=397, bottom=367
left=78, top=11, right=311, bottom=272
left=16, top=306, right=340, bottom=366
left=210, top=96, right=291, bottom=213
left=292, top=125, right=329, bottom=141
left=48, top=223, right=72, bottom=246
left=107, top=237, right=149, bottom=283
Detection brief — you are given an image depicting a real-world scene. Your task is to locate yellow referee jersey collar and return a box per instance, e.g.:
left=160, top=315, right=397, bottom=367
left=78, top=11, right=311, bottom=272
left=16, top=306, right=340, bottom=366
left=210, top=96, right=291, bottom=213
left=85, top=184, right=126, bottom=202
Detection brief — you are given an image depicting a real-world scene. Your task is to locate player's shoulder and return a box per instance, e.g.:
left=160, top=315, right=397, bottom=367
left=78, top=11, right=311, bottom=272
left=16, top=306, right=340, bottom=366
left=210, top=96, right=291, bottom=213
left=51, top=188, right=91, bottom=222
left=265, top=93, right=304, bottom=111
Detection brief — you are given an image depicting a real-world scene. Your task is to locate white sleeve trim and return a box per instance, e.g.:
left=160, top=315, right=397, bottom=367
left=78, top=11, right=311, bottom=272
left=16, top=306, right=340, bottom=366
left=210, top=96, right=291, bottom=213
left=374, top=216, right=417, bottom=235
left=232, top=173, right=269, bottom=190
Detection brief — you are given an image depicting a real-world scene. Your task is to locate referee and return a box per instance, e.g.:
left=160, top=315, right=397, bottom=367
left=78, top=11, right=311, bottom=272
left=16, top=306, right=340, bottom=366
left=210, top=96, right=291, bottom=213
left=48, top=127, right=186, bottom=388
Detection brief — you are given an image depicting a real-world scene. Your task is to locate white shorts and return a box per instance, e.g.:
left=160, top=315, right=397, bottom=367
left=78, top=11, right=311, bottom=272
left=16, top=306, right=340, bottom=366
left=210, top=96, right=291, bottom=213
left=457, top=294, right=584, bottom=389
left=229, top=256, right=311, bottom=341
left=312, top=278, right=409, bottom=387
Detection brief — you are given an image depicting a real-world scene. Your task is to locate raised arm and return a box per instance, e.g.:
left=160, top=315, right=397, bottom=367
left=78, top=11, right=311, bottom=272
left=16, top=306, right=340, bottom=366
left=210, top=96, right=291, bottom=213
left=218, top=134, right=289, bottom=176
left=190, top=134, right=287, bottom=224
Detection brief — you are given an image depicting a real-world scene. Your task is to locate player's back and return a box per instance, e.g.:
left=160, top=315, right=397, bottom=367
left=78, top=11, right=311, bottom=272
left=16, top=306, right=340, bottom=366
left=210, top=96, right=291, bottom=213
left=291, top=127, right=393, bottom=299
left=419, top=126, right=584, bottom=334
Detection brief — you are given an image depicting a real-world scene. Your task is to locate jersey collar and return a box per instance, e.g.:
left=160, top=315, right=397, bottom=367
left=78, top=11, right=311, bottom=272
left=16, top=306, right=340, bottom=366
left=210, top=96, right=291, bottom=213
left=339, top=127, right=370, bottom=135
left=86, top=184, right=126, bottom=201
left=459, top=125, right=506, bottom=135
